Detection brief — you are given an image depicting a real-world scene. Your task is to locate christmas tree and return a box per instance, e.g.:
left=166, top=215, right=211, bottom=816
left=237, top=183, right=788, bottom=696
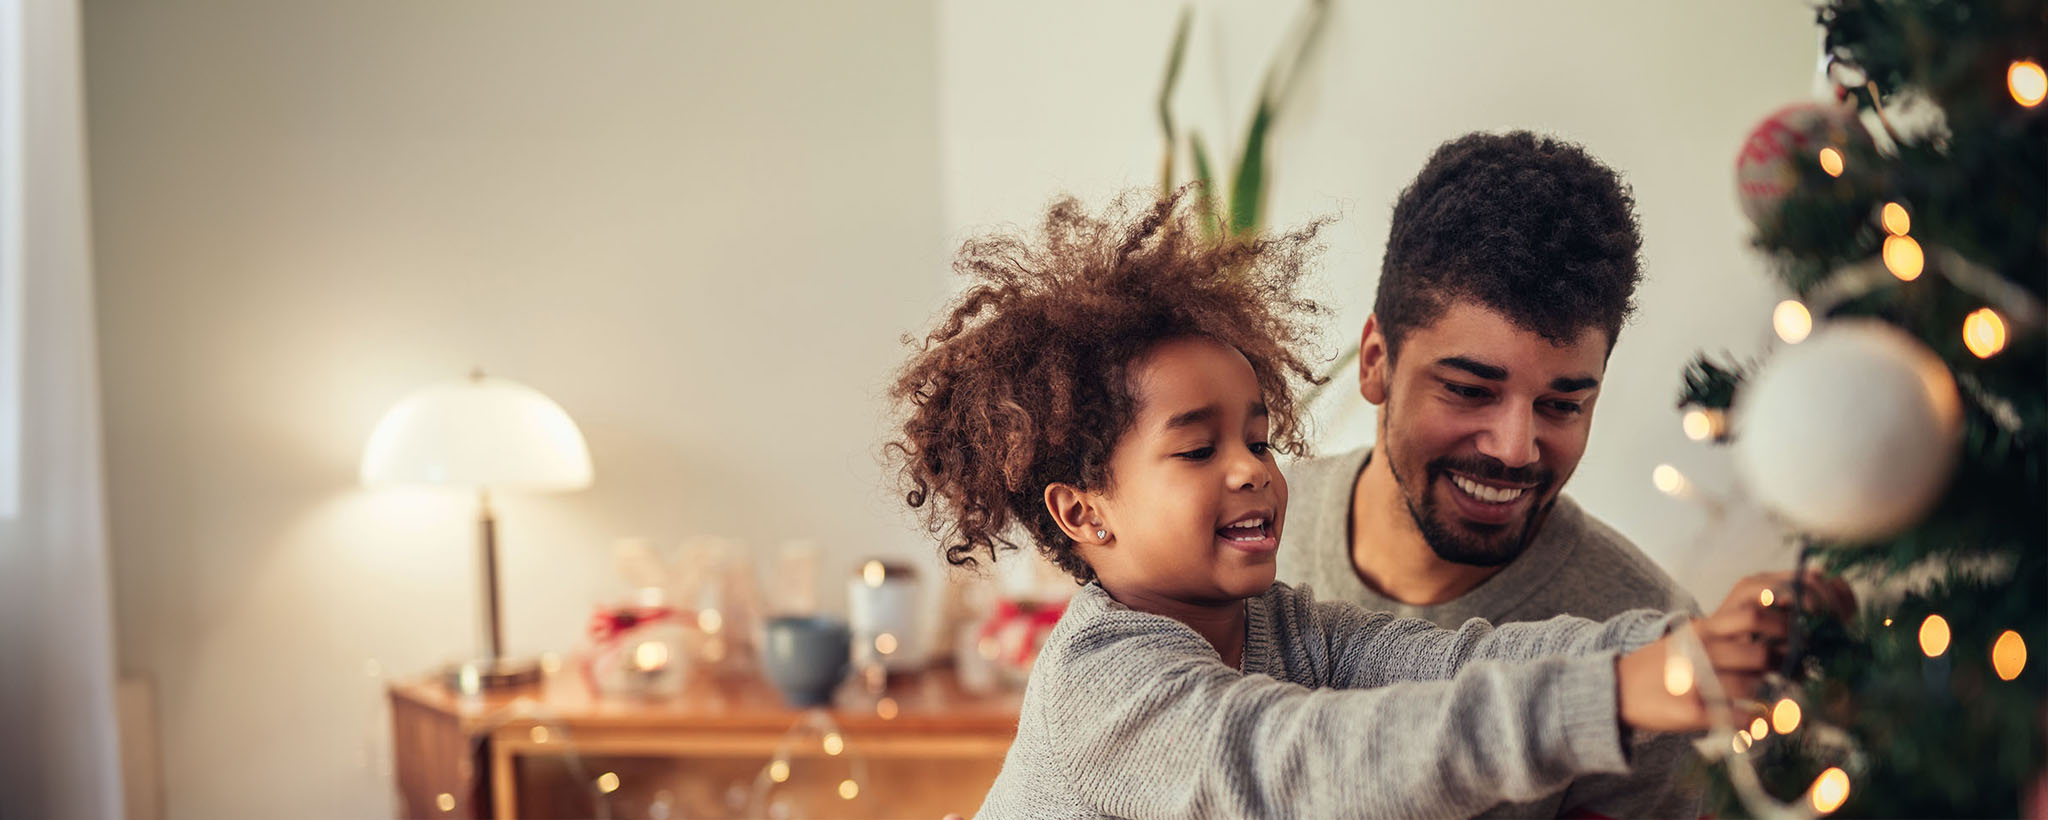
left=1683, top=0, right=2046, bottom=816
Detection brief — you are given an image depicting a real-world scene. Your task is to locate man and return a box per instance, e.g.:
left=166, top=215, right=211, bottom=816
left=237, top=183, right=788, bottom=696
left=1277, top=131, right=1701, bottom=819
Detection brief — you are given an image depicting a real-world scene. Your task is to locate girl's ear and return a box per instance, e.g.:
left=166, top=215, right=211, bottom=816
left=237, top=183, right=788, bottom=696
left=1043, top=483, right=1109, bottom=545
left=1358, top=313, right=1392, bottom=406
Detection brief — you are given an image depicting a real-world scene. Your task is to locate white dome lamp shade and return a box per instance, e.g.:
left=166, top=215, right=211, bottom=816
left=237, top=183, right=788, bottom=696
left=361, top=369, right=593, bottom=691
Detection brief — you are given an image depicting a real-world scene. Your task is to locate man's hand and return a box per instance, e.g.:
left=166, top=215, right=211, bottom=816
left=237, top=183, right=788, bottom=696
left=1617, top=570, right=1854, bottom=733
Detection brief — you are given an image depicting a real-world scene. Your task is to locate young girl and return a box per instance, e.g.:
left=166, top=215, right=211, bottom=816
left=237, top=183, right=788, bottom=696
left=891, top=193, right=1841, bottom=819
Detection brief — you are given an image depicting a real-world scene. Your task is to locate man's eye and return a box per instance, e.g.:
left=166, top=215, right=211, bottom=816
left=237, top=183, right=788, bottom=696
left=1444, top=383, right=1490, bottom=400
left=1176, top=447, right=1215, bottom=460
left=1545, top=400, right=1585, bottom=416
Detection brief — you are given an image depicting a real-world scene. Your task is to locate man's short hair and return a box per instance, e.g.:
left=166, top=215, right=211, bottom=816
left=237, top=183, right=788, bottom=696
left=1375, top=131, right=1644, bottom=358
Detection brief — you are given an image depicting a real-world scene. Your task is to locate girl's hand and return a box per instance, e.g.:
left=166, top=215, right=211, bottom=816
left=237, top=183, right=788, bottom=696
left=1616, top=570, right=1854, bottom=732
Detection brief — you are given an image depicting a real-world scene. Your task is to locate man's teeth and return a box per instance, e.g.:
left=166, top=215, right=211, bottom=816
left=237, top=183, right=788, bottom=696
left=1451, top=475, right=1525, bottom=504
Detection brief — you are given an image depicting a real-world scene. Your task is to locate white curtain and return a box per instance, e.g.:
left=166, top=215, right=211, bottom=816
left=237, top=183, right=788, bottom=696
left=0, top=0, right=127, bottom=816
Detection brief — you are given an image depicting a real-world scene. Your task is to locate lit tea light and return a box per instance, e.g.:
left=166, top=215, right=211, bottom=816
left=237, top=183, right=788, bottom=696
left=1993, top=630, right=2027, bottom=681
left=1919, top=614, right=1951, bottom=657
left=1810, top=766, right=1850, bottom=814
left=1773, top=300, right=1812, bottom=344
left=1771, top=698, right=1802, bottom=734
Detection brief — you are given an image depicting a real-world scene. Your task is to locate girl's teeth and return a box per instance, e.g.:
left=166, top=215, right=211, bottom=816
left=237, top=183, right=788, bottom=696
left=1451, top=475, right=1525, bottom=504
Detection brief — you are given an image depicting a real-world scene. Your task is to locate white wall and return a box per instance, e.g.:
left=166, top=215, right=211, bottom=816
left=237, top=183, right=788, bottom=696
left=939, top=0, right=1823, bottom=605
left=86, top=3, right=947, bottom=817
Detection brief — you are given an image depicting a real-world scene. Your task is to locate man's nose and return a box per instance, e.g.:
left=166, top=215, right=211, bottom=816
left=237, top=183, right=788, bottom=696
left=1476, top=405, right=1540, bottom=469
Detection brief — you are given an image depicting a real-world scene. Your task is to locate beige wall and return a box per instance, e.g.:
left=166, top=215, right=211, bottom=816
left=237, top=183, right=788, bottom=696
left=86, top=2, right=946, bottom=816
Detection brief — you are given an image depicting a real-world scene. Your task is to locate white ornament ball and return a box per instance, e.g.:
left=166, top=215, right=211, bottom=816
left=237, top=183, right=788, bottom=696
left=1731, top=319, right=1963, bottom=542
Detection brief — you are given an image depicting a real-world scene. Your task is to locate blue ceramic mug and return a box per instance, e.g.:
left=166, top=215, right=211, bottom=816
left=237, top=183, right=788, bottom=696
left=761, top=615, right=852, bottom=708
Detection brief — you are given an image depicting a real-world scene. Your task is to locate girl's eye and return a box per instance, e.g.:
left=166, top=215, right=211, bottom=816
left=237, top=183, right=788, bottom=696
left=1176, top=447, right=1215, bottom=460
left=1249, top=441, right=1272, bottom=455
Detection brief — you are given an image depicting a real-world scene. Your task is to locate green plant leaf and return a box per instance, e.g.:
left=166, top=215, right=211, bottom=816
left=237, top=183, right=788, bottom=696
left=1189, top=132, right=1223, bottom=239
left=1156, top=6, right=1194, bottom=193
left=1229, top=101, right=1273, bottom=236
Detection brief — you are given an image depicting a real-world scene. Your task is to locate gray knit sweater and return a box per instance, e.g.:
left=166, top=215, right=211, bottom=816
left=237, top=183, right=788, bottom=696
left=973, top=581, right=1684, bottom=820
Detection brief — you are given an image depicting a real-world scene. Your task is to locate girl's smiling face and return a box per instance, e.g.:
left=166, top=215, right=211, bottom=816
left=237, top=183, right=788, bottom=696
left=1047, top=336, right=1288, bottom=606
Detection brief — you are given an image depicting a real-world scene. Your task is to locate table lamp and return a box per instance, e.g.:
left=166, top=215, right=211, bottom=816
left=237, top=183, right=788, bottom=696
left=361, top=368, right=593, bottom=691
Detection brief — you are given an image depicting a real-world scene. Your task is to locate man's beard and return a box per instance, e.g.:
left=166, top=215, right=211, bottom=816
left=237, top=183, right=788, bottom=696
left=1386, top=446, right=1555, bottom=568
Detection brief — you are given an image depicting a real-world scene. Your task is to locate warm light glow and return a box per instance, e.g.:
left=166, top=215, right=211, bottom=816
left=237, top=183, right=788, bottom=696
left=633, top=640, right=669, bottom=671
left=823, top=733, right=845, bottom=756
left=1733, top=730, right=1753, bottom=754
left=1993, top=630, right=2028, bottom=681
left=1884, top=618, right=1893, bottom=627
left=1652, top=464, right=1687, bottom=497
left=530, top=726, right=550, bottom=744
left=699, top=608, right=724, bottom=635
left=1810, top=766, right=1851, bottom=814
left=877, top=697, right=900, bottom=719
left=1759, top=588, right=1776, bottom=608
left=1750, top=717, right=1769, bottom=738
left=597, top=772, right=621, bottom=794
left=768, top=759, right=790, bottom=783
left=1664, top=654, right=1695, bottom=696
left=1818, top=147, right=1845, bottom=177
left=1773, top=300, right=1813, bottom=344
left=839, top=779, right=860, bottom=800
left=1920, top=614, right=1952, bottom=657
left=1772, top=698, right=1803, bottom=735
left=978, top=637, right=1000, bottom=660
left=2011, top=60, right=2048, bottom=107
left=1681, top=408, right=1723, bottom=442
left=1880, top=202, right=1911, bottom=236
left=875, top=632, right=899, bottom=655
left=1883, top=235, right=1924, bottom=281
left=862, top=560, right=887, bottom=588
left=1963, top=308, right=2008, bottom=359
left=437, top=793, right=456, bottom=812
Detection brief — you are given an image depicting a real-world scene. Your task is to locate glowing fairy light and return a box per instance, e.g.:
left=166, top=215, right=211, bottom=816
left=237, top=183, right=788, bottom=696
left=1750, top=717, right=1769, bottom=738
left=597, top=772, right=621, bottom=794
left=877, top=697, right=900, bottom=719
left=838, top=779, right=860, bottom=800
left=1810, top=766, right=1850, bottom=814
left=823, top=732, right=845, bottom=756
left=768, top=759, right=790, bottom=783
left=436, top=793, right=456, bottom=812
left=698, top=608, right=724, bottom=635
left=1963, top=308, right=2008, bottom=359
left=1773, top=300, right=1813, bottom=344
left=1681, top=408, right=1723, bottom=441
left=862, top=560, right=887, bottom=588
left=1880, top=202, right=1911, bottom=236
left=1652, top=464, right=1688, bottom=497
left=1772, top=698, right=1803, bottom=735
left=1664, top=654, right=1694, bottom=696
left=875, top=632, right=899, bottom=655
left=1733, top=730, right=1753, bottom=754
left=1818, top=147, right=1845, bottom=177
left=1759, top=588, right=1776, bottom=608
left=530, top=726, right=550, bottom=744
left=2010, top=60, right=2047, bottom=107
left=1883, top=235, right=1924, bottom=281
left=1993, top=630, right=2027, bottom=681
left=1920, top=614, right=1952, bottom=657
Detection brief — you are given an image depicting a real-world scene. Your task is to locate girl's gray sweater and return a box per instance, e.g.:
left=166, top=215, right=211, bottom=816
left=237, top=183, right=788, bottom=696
left=973, top=581, right=1684, bottom=819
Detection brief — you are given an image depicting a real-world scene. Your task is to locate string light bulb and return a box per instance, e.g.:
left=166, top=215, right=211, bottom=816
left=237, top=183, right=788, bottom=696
left=1880, top=202, right=1911, bottom=236
left=597, top=772, right=621, bottom=794
left=530, top=726, right=550, bottom=744
left=839, top=779, right=861, bottom=800
left=1733, top=730, right=1753, bottom=754
left=1772, top=698, right=1803, bottom=734
left=1963, top=308, right=2008, bottom=359
left=436, top=793, right=456, bottom=812
left=862, top=560, right=887, bottom=588
left=1810, top=767, right=1851, bottom=814
left=1652, top=464, right=1688, bottom=497
left=1750, top=717, right=1769, bottom=738
left=1664, top=654, right=1695, bottom=696
left=1773, top=300, right=1813, bottom=344
left=1818, top=147, right=1845, bottom=177
left=2011, top=60, right=2047, bottom=107
left=877, top=697, right=900, bottom=719
left=875, top=632, right=899, bottom=655
left=1681, top=408, right=1724, bottom=441
left=1993, top=630, right=2027, bottom=681
left=823, top=732, right=845, bottom=756
left=768, top=759, right=790, bottom=783
left=1920, top=614, right=1952, bottom=657
left=1759, top=588, right=1776, bottom=608
left=699, top=608, right=724, bottom=635
left=1883, top=235, right=1924, bottom=281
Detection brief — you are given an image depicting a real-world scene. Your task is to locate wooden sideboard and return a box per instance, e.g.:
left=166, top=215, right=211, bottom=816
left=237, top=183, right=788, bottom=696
left=390, top=665, right=1020, bottom=819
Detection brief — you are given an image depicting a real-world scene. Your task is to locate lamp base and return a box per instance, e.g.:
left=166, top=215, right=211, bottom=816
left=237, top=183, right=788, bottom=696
left=443, top=657, right=543, bottom=693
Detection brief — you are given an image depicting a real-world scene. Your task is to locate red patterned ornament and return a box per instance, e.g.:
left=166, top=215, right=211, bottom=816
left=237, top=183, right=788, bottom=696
left=1733, top=101, right=1868, bottom=227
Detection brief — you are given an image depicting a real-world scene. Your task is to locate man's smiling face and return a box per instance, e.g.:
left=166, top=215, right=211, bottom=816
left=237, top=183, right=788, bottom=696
left=1363, top=301, right=1609, bottom=566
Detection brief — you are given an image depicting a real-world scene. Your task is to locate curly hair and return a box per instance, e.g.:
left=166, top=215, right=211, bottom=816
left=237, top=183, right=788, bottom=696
left=889, top=190, right=1327, bottom=583
left=1376, top=131, right=1644, bottom=358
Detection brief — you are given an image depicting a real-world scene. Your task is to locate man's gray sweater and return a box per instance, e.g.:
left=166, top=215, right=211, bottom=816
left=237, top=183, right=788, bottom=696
left=973, top=581, right=1685, bottom=819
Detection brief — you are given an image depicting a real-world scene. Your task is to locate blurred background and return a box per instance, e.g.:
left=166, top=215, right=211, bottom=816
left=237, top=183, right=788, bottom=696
left=10, top=0, right=1832, bottom=816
